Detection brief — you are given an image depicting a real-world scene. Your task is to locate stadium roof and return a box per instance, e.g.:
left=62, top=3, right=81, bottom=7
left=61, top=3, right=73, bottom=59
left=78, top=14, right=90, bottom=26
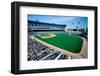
left=28, top=20, right=66, bottom=27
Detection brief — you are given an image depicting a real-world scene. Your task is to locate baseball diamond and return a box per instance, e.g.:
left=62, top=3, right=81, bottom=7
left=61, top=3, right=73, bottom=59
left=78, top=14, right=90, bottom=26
left=33, top=33, right=83, bottom=53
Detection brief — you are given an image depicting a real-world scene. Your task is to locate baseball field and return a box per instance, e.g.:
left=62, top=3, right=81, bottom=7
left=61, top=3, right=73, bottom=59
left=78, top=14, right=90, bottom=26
left=33, top=33, right=83, bottom=54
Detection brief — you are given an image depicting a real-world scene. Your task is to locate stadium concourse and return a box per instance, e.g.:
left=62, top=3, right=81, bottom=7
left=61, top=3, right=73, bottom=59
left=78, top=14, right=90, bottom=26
left=28, top=20, right=88, bottom=61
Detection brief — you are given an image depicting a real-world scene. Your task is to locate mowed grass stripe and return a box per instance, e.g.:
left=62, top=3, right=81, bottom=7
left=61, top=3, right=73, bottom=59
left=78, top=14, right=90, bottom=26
left=34, top=33, right=83, bottom=53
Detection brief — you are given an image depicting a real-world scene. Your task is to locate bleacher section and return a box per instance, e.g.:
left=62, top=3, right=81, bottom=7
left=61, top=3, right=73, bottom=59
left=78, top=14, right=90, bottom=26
left=28, top=37, right=76, bottom=61
left=28, top=20, right=66, bottom=32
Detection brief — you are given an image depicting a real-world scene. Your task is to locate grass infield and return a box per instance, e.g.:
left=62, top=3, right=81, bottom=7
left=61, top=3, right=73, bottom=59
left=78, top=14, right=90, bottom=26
left=34, top=33, right=83, bottom=53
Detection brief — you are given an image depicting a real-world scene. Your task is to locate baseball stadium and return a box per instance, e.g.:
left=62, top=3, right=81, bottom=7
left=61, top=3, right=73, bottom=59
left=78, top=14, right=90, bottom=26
left=28, top=15, right=88, bottom=61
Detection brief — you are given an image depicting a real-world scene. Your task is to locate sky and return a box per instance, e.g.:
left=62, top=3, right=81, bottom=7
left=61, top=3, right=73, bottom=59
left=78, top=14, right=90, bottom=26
left=28, top=14, right=88, bottom=28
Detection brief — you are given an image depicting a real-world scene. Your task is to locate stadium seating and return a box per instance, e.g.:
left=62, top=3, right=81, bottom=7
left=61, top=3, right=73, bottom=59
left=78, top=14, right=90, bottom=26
left=28, top=37, right=74, bottom=61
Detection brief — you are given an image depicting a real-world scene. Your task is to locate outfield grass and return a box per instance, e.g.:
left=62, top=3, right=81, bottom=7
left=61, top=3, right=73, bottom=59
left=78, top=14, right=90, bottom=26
left=34, top=33, right=83, bottom=53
